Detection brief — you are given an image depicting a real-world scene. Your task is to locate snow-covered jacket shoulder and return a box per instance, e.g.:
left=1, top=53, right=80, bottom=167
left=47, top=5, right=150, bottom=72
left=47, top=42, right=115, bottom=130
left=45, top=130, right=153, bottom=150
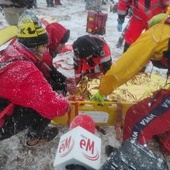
left=45, top=22, right=69, bottom=51
left=0, top=41, right=69, bottom=119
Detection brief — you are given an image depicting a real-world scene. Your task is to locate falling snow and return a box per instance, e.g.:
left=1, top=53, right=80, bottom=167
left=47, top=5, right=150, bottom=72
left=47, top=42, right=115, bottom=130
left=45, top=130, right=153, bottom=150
left=0, top=0, right=170, bottom=169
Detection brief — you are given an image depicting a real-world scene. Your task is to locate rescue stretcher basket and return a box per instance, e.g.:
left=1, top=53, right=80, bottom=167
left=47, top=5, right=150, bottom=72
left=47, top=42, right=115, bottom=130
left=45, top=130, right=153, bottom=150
left=51, top=101, right=134, bottom=126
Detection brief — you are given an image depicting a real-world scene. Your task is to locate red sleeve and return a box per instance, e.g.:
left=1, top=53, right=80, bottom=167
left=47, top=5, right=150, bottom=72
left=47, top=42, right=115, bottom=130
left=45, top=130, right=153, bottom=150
left=0, top=60, right=69, bottom=120
left=117, top=0, right=131, bottom=15
left=93, top=43, right=112, bottom=74
left=123, top=89, right=170, bottom=145
left=74, top=57, right=83, bottom=83
left=162, top=0, right=170, bottom=6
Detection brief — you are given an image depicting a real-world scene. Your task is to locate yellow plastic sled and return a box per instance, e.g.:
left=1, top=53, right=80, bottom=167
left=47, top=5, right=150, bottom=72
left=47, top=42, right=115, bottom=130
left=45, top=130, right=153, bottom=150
left=51, top=74, right=170, bottom=126
left=51, top=101, right=134, bottom=126
left=0, top=26, right=18, bottom=46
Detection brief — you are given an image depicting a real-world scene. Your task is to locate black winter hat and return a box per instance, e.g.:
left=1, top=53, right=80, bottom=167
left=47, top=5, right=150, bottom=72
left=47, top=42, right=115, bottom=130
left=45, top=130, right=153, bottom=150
left=17, top=10, right=49, bottom=48
left=73, top=35, right=103, bottom=58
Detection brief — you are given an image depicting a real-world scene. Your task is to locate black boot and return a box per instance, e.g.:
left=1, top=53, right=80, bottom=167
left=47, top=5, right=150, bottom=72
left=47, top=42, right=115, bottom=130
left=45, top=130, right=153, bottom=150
left=102, top=1, right=107, bottom=5
left=50, top=0, right=54, bottom=7
left=55, top=0, right=62, bottom=5
left=46, top=0, right=50, bottom=7
left=26, top=126, right=59, bottom=146
left=105, top=145, right=118, bottom=157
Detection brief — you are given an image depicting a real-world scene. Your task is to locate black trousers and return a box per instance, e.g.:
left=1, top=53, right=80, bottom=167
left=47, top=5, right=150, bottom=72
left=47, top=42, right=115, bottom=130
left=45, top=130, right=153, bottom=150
left=0, top=106, right=50, bottom=141
left=46, top=0, right=54, bottom=6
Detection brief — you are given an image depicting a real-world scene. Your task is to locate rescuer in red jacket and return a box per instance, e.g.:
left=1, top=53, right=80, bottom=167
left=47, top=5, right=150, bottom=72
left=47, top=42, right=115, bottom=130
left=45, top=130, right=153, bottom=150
left=73, top=35, right=112, bottom=83
left=0, top=11, right=70, bottom=146
left=38, top=17, right=77, bottom=95
left=117, top=0, right=170, bottom=52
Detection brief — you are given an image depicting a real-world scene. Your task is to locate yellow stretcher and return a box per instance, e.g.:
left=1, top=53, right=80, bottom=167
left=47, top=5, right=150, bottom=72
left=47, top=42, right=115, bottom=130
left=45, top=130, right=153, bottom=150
left=51, top=73, right=170, bottom=126
left=0, top=26, right=18, bottom=46
left=51, top=101, right=134, bottom=126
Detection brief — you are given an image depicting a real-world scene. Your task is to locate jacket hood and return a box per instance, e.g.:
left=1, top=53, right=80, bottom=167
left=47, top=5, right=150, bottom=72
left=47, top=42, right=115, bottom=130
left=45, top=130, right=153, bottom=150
left=46, top=23, right=70, bottom=51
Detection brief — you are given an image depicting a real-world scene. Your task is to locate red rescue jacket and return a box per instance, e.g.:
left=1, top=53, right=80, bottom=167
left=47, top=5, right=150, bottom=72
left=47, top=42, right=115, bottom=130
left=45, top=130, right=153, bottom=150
left=118, top=0, right=170, bottom=22
left=0, top=41, right=69, bottom=127
left=74, top=42, right=112, bottom=83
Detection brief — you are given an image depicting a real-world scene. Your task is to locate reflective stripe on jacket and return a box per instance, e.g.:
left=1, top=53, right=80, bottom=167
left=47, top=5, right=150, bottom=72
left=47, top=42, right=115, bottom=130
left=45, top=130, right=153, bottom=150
left=74, top=43, right=112, bottom=83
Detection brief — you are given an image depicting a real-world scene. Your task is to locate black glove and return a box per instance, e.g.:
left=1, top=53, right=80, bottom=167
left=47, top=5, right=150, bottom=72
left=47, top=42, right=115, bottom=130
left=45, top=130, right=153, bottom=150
left=50, top=66, right=66, bottom=82
left=49, top=66, right=67, bottom=96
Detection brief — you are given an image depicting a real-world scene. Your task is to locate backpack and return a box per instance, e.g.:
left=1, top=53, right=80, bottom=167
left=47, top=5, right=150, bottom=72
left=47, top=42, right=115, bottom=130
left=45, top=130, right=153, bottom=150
left=99, top=139, right=168, bottom=170
left=86, top=10, right=108, bottom=35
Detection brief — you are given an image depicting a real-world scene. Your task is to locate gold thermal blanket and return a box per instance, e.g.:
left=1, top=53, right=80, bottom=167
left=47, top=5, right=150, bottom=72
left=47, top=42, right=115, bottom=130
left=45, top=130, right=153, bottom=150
left=76, top=73, right=169, bottom=103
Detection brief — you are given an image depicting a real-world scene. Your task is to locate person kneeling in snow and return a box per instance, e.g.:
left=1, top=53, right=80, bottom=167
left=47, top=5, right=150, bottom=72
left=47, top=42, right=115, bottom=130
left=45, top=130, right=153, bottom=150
left=38, top=17, right=77, bottom=95
left=73, top=35, right=112, bottom=84
left=0, top=10, right=70, bottom=146
left=91, top=12, right=170, bottom=168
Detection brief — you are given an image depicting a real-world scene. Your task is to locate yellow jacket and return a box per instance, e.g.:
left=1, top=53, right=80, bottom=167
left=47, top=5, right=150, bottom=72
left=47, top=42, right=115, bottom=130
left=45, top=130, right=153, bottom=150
left=99, top=22, right=170, bottom=96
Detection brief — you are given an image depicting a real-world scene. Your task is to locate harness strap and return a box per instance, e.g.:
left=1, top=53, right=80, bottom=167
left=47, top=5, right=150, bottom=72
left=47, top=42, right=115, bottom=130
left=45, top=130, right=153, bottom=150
left=0, top=103, right=14, bottom=128
left=0, top=57, right=27, bottom=69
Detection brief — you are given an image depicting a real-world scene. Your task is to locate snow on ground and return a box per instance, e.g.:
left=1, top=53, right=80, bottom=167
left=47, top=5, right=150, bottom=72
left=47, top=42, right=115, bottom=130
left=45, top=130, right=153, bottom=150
left=0, top=0, right=170, bottom=170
